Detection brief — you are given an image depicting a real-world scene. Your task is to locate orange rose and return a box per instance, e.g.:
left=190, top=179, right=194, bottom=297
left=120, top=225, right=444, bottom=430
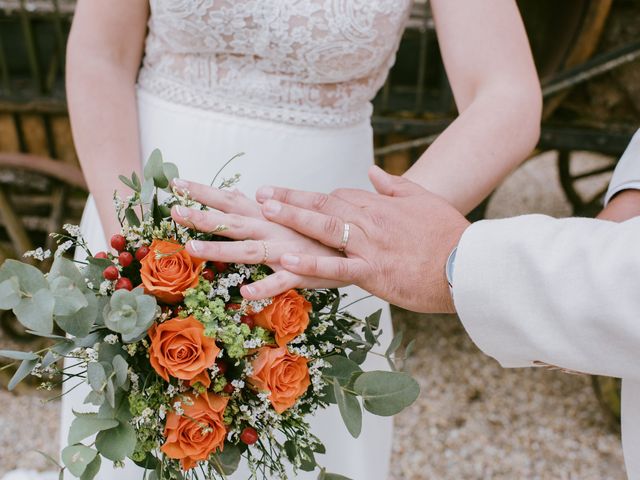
left=161, top=392, right=229, bottom=471
left=249, top=346, right=310, bottom=414
left=140, top=239, right=204, bottom=304
left=254, top=290, right=311, bottom=347
left=149, top=316, right=219, bottom=388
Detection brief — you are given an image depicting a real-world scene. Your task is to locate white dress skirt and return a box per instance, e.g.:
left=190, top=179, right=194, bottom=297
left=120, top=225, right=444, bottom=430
left=57, top=88, right=394, bottom=480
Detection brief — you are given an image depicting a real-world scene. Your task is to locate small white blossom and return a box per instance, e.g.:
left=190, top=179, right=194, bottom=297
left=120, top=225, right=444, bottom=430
left=104, top=334, right=119, bottom=345
left=23, top=247, right=51, bottom=261
left=63, top=224, right=82, bottom=237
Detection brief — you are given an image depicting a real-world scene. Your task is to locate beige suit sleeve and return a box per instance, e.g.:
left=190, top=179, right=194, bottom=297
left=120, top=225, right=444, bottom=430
left=453, top=214, right=640, bottom=380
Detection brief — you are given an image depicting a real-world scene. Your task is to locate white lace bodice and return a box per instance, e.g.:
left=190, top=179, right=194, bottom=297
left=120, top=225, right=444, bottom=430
left=138, top=0, right=412, bottom=127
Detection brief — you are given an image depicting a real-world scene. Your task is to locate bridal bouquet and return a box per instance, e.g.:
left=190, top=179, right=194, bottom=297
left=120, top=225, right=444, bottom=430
left=0, top=150, right=419, bottom=480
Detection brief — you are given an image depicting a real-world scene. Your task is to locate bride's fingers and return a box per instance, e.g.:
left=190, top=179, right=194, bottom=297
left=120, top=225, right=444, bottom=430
left=256, top=186, right=354, bottom=217
left=240, top=270, right=345, bottom=300
left=261, top=200, right=364, bottom=250
left=280, top=253, right=367, bottom=285
left=187, top=239, right=293, bottom=265
left=173, top=179, right=262, bottom=218
left=171, top=206, right=267, bottom=240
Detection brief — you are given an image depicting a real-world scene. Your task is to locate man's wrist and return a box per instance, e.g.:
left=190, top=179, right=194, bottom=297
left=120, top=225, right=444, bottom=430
left=598, top=189, right=640, bottom=222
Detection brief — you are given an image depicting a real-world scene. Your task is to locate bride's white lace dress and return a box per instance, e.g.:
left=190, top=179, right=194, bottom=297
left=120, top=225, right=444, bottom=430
left=5, top=1, right=412, bottom=479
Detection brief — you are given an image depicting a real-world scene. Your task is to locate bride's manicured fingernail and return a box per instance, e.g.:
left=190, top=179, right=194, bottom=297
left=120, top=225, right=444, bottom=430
left=243, top=285, right=256, bottom=296
left=173, top=178, right=189, bottom=191
left=175, top=206, right=190, bottom=218
left=282, top=254, right=300, bottom=265
left=263, top=200, right=281, bottom=216
left=188, top=240, right=202, bottom=254
left=256, top=186, right=274, bottom=202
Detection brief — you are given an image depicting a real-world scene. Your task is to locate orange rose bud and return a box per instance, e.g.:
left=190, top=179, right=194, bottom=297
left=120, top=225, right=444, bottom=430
left=254, top=290, right=311, bottom=347
left=249, top=346, right=310, bottom=414
left=140, top=239, right=205, bottom=304
left=149, top=316, right=220, bottom=388
left=161, top=392, right=229, bottom=471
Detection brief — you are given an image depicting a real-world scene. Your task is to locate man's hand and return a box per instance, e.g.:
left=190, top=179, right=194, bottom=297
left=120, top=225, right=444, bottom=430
left=242, top=166, right=470, bottom=313
left=597, top=189, right=640, bottom=222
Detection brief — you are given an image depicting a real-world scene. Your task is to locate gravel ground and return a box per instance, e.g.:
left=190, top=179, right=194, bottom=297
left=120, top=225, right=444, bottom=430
left=0, top=152, right=626, bottom=479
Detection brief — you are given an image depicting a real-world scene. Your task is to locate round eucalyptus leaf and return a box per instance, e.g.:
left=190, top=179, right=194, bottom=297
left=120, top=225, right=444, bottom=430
left=324, top=355, right=362, bottom=386
left=353, top=371, right=420, bottom=417
left=68, top=412, right=119, bottom=444
left=55, top=291, right=98, bottom=338
left=0, top=259, right=47, bottom=294
left=87, top=362, right=106, bottom=393
left=14, top=288, right=54, bottom=334
left=61, top=444, right=97, bottom=478
left=95, top=421, right=137, bottom=462
left=0, top=277, right=20, bottom=310
left=80, top=455, right=101, bottom=480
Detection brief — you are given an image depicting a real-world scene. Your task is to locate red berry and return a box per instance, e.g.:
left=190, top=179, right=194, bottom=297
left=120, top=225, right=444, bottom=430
left=227, top=303, right=241, bottom=311
left=115, top=277, right=133, bottom=291
left=212, top=261, right=227, bottom=273
left=110, top=234, right=127, bottom=252
left=103, top=265, right=119, bottom=281
left=240, top=316, right=255, bottom=329
left=240, top=427, right=259, bottom=445
left=94, top=251, right=108, bottom=259
left=216, top=360, right=228, bottom=375
left=223, top=383, right=234, bottom=394
left=118, top=251, right=133, bottom=267
left=202, top=268, right=215, bottom=282
left=135, top=245, right=150, bottom=261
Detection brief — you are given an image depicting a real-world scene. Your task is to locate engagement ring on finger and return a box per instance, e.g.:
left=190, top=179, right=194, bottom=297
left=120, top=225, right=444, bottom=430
left=338, top=223, right=350, bottom=253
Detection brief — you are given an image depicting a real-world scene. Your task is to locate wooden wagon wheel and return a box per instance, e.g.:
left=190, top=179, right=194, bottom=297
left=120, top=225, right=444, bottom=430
left=0, top=152, right=87, bottom=342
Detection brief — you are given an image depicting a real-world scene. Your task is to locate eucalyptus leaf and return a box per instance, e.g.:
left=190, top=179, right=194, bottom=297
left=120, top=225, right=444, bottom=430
left=162, top=162, right=180, bottom=189
left=0, top=259, right=47, bottom=294
left=318, top=470, right=352, bottom=480
left=405, top=339, right=416, bottom=359
left=125, top=208, right=141, bottom=227
left=298, top=446, right=317, bottom=472
left=131, top=172, right=142, bottom=190
left=112, top=355, right=128, bottom=388
left=385, top=330, right=404, bottom=358
left=348, top=348, right=367, bottom=365
left=80, top=455, right=101, bottom=480
left=50, top=277, right=88, bottom=316
left=68, top=413, right=119, bottom=444
left=87, top=362, right=106, bottom=392
left=95, top=421, right=137, bottom=461
left=61, top=444, right=97, bottom=477
left=0, top=276, right=20, bottom=309
left=132, top=452, right=160, bottom=470
left=323, top=355, right=362, bottom=386
left=8, top=357, right=38, bottom=390
left=284, top=440, right=297, bottom=462
left=365, top=309, right=382, bottom=330
left=84, top=390, right=105, bottom=407
left=353, top=371, right=420, bottom=417
left=105, top=377, right=116, bottom=408
left=118, top=175, right=138, bottom=192
left=14, top=288, right=54, bottom=334
left=55, top=291, right=97, bottom=338
left=144, top=149, right=169, bottom=188
left=333, top=380, right=362, bottom=438
left=140, top=179, right=155, bottom=205
left=49, top=256, right=85, bottom=286
left=0, top=349, right=38, bottom=361
left=211, top=443, right=241, bottom=475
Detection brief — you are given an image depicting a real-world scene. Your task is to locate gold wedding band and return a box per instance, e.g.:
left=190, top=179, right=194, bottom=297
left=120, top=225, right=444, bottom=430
left=338, top=223, right=350, bottom=253
left=261, top=241, right=269, bottom=264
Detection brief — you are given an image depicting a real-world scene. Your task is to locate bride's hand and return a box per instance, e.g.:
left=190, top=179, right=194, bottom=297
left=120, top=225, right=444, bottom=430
left=170, top=179, right=346, bottom=295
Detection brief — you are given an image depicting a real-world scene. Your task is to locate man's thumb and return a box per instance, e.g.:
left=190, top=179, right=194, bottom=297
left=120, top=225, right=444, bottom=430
left=369, top=165, right=420, bottom=197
